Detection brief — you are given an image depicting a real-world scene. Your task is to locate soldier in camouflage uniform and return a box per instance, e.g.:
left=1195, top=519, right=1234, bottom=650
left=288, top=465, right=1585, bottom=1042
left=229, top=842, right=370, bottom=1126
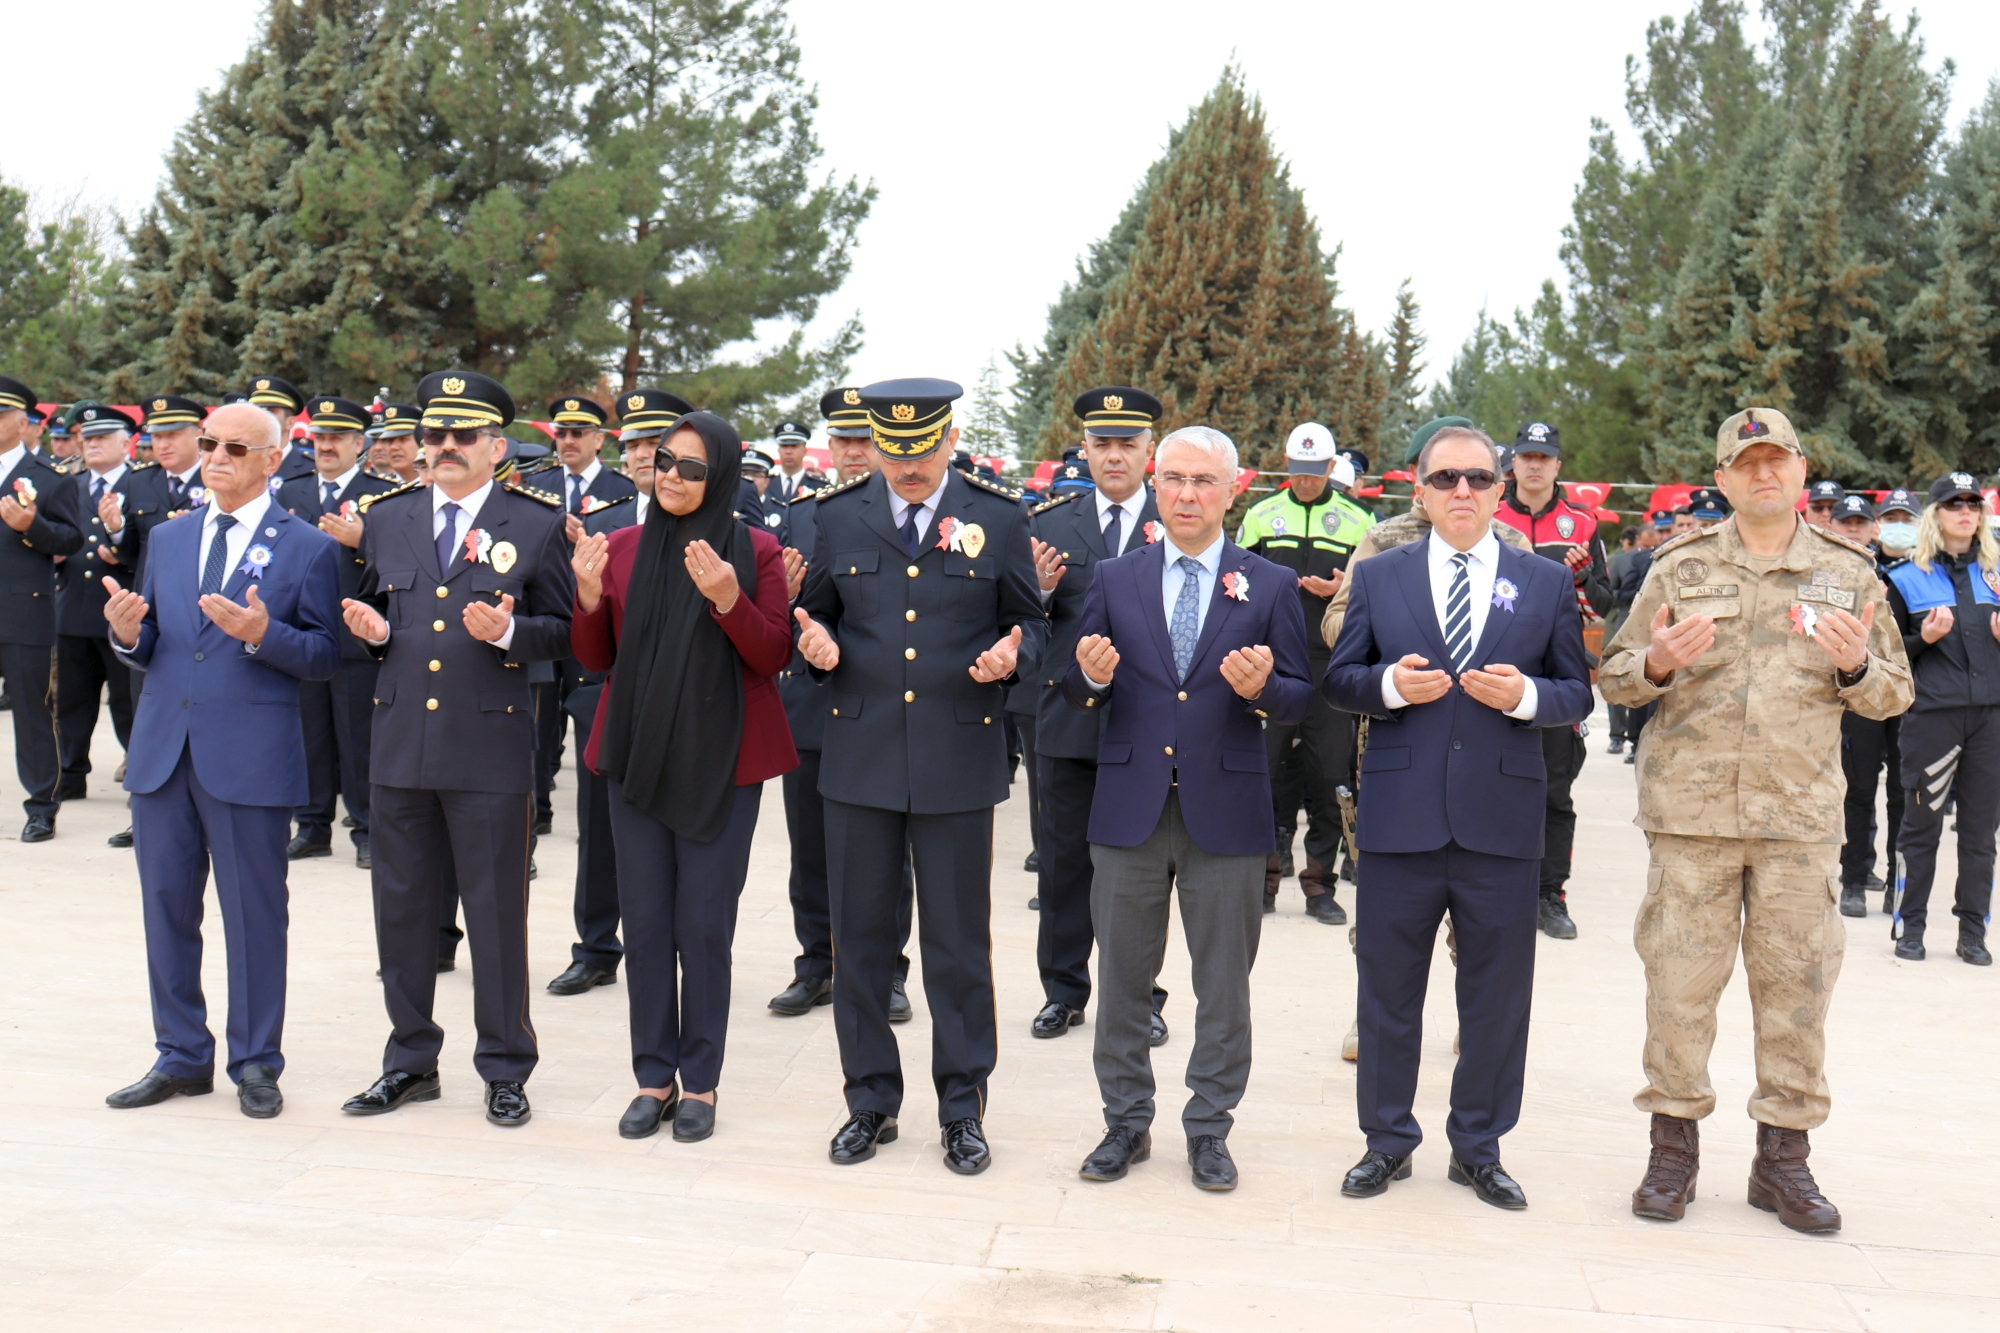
left=1599, top=407, right=1911, bottom=1234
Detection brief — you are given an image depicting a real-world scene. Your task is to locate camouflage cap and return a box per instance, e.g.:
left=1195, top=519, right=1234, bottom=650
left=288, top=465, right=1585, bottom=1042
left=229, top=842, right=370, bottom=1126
left=1716, top=407, right=1803, bottom=466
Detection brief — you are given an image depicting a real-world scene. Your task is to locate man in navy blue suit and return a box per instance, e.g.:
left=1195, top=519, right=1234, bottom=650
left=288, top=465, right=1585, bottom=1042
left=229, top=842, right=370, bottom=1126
left=1323, top=425, right=1592, bottom=1209
left=100, top=401, right=343, bottom=1119
left=1060, top=425, right=1313, bottom=1192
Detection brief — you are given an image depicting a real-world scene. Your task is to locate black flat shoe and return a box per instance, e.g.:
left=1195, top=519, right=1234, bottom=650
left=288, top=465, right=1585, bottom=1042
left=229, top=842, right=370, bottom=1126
left=1960, top=938, right=1993, bottom=966
left=888, top=976, right=912, bottom=1024
left=1027, top=896, right=1040, bottom=910
left=830, top=1110, right=897, bottom=1165
left=1341, top=1148, right=1412, bottom=1198
left=942, top=1118, right=991, bottom=1175
left=673, top=1097, right=716, bottom=1143
left=1188, top=1134, right=1237, bottom=1191
left=534, top=816, right=554, bottom=837
left=107, top=826, right=135, bottom=849
left=1079, top=1126, right=1150, bottom=1182
left=342, top=1069, right=440, bottom=1115
left=1449, top=1156, right=1528, bottom=1209
left=285, top=833, right=332, bottom=860
left=768, top=975, right=833, bottom=1015
left=1895, top=935, right=1926, bottom=961
left=238, top=1063, right=283, bottom=1119
left=546, top=961, right=616, bottom=995
left=1031, top=1001, right=1082, bottom=1038
left=1023, top=849, right=1039, bottom=873
left=618, top=1089, right=679, bottom=1139
left=1148, top=1011, right=1169, bottom=1048
left=1305, top=893, right=1347, bottom=925
left=355, top=843, right=372, bottom=870
left=106, top=1070, right=213, bottom=1109
left=21, top=814, right=54, bottom=843
left=1539, top=897, right=1578, bottom=940
left=486, top=1080, right=531, bottom=1126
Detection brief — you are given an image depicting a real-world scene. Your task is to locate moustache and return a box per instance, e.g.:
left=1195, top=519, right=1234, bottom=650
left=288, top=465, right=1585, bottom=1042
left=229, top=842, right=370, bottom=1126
left=433, top=450, right=465, bottom=466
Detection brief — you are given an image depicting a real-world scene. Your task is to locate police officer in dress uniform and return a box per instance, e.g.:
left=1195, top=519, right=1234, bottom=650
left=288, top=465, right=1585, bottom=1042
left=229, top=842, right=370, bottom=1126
left=794, top=377, right=1047, bottom=1174
left=367, top=404, right=424, bottom=484
left=337, top=371, right=575, bottom=1128
left=1236, top=422, right=1377, bottom=922
left=275, top=395, right=402, bottom=867
left=769, top=419, right=826, bottom=504
left=1024, top=387, right=1172, bottom=1041
left=244, top=376, right=316, bottom=483
left=0, top=375, right=86, bottom=841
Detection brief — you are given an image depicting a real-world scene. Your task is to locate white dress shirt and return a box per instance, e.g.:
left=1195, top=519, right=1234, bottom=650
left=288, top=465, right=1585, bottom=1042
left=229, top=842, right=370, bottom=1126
left=887, top=474, right=946, bottom=547
left=1095, top=489, right=1145, bottom=557
left=1379, top=530, right=1539, bottom=719
left=774, top=465, right=809, bottom=502
left=563, top=459, right=602, bottom=510
left=316, top=463, right=363, bottom=508
left=1084, top=531, right=1225, bottom=691
left=0, top=443, right=25, bottom=483
left=198, top=490, right=273, bottom=584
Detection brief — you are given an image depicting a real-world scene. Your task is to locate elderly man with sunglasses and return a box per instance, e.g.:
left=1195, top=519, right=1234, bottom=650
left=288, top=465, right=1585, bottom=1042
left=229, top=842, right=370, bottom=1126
left=337, top=371, right=576, bottom=1129
left=100, top=401, right=343, bottom=1119
left=1324, top=425, right=1593, bottom=1212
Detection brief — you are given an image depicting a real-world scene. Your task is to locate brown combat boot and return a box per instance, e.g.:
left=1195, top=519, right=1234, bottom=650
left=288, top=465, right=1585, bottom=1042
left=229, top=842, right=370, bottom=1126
left=1747, top=1123, right=1841, bottom=1233
left=1631, top=1114, right=1699, bottom=1220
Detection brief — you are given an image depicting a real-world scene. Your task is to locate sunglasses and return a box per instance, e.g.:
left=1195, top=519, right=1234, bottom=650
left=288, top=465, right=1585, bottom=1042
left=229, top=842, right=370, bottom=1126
left=196, top=435, right=275, bottom=458
left=552, top=427, right=599, bottom=441
left=421, top=428, right=494, bottom=448
left=657, top=454, right=712, bottom=482
left=1938, top=497, right=1984, bottom=512
left=1423, top=468, right=1498, bottom=491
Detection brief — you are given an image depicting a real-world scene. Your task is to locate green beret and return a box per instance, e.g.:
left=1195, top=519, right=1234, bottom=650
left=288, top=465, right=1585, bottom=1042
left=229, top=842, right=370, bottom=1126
left=1406, top=415, right=1475, bottom=467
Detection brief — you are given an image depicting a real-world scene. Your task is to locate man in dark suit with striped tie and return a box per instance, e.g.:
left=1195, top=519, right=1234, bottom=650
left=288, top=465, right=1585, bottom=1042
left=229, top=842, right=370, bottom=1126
left=1322, top=425, right=1593, bottom=1211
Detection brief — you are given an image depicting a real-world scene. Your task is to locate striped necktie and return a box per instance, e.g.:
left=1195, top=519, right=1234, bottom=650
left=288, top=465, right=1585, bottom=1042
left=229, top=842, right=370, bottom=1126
left=1444, top=551, right=1474, bottom=672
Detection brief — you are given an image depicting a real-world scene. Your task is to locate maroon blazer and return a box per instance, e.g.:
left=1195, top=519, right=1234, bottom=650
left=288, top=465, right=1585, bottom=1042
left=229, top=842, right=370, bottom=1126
left=572, top=524, right=798, bottom=786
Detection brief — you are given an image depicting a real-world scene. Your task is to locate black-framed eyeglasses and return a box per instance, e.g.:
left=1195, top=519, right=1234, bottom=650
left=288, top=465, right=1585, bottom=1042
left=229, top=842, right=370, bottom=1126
left=196, top=435, right=275, bottom=457
left=658, top=454, right=711, bottom=482
left=1938, top=497, right=1984, bottom=512
left=421, top=428, right=495, bottom=447
left=1423, top=468, right=1497, bottom=492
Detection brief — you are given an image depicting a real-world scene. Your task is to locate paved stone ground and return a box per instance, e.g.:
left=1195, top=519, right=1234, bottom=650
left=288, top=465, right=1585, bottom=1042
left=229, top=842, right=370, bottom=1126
left=1, top=699, right=1995, bottom=1331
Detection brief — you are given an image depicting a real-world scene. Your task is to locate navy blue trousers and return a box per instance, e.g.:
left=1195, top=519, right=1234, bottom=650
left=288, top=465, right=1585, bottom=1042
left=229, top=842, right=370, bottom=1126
left=132, top=742, right=293, bottom=1082
left=1357, top=840, right=1538, bottom=1166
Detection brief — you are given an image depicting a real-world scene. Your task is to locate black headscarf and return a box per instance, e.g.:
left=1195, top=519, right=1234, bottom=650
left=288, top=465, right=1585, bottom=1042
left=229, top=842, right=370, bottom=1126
left=596, top=411, right=759, bottom=841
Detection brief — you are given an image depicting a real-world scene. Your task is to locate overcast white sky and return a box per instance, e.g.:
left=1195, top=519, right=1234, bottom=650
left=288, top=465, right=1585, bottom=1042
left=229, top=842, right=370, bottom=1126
left=12, top=0, right=2000, bottom=405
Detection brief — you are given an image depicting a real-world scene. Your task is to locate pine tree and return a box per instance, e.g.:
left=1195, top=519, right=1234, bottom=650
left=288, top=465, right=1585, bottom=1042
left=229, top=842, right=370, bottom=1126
left=0, top=185, right=119, bottom=398
left=1378, top=280, right=1427, bottom=454
left=958, top=356, right=1014, bottom=460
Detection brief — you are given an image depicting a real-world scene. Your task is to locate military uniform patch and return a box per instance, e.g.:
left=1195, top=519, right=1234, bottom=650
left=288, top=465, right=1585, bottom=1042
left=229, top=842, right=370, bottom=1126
left=1677, top=558, right=1710, bottom=585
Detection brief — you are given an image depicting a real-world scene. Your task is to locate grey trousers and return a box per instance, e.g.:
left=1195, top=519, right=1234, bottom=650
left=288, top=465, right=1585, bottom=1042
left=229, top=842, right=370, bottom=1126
left=1090, top=790, right=1264, bottom=1138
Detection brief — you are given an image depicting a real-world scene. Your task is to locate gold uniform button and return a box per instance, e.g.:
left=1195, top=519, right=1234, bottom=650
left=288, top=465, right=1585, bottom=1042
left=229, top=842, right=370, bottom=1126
left=435, top=586, right=449, bottom=598
left=1164, top=745, right=1174, bottom=756
left=906, top=565, right=919, bottom=578
left=425, top=698, right=438, bottom=711
left=1177, top=691, right=1187, bottom=701
left=1255, top=709, right=1269, bottom=718
left=1085, top=697, right=1096, bottom=707
left=433, top=619, right=446, bottom=631
left=983, top=716, right=991, bottom=725
left=905, top=609, right=917, bottom=622
left=507, top=705, right=515, bottom=713
left=903, top=690, right=915, bottom=703
left=905, top=648, right=917, bottom=660
left=831, top=708, right=839, bottom=717
left=428, top=660, right=441, bottom=672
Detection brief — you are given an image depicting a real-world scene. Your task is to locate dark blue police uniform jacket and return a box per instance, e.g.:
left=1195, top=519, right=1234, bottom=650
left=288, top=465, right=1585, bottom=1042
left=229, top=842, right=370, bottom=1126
left=1321, top=538, right=1593, bottom=861
left=118, top=507, right=343, bottom=806
left=1059, top=537, right=1313, bottom=857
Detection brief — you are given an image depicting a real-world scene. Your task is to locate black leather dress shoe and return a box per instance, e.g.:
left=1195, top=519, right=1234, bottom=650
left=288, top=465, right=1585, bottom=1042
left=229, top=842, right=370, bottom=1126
left=341, top=1069, right=440, bottom=1115
left=942, top=1118, right=991, bottom=1175
left=1031, top=1001, right=1082, bottom=1038
left=1895, top=934, right=1926, bottom=961
left=1539, top=896, right=1578, bottom=940
left=355, top=843, right=372, bottom=870
left=486, top=1080, right=531, bottom=1126
left=673, top=1097, right=716, bottom=1143
left=21, top=814, right=54, bottom=843
left=55, top=779, right=86, bottom=802
left=1188, top=1135, right=1237, bottom=1191
left=1305, top=893, right=1348, bottom=925
left=1024, top=849, right=1039, bottom=873
left=286, top=833, right=331, bottom=860
left=106, top=1070, right=213, bottom=1109
left=618, top=1089, right=679, bottom=1139
left=1148, top=1011, right=1169, bottom=1048
left=534, top=816, right=554, bottom=837
left=528, top=857, right=538, bottom=881
left=238, top=1063, right=283, bottom=1119
left=1079, top=1126, right=1151, bottom=1182
left=1449, top=1157, right=1528, bottom=1209
left=829, top=1110, right=897, bottom=1164
left=769, top=975, right=833, bottom=1014
left=1027, top=896, right=1040, bottom=910
left=888, top=976, right=912, bottom=1023
left=107, top=825, right=135, bottom=849
left=1341, top=1149, right=1412, bottom=1197
left=547, top=961, right=616, bottom=995
left=1960, top=937, right=1993, bottom=966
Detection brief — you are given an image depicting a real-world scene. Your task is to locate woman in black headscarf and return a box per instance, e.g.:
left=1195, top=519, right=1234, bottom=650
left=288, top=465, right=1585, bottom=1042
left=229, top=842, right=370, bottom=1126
left=571, top=410, right=798, bottom=1141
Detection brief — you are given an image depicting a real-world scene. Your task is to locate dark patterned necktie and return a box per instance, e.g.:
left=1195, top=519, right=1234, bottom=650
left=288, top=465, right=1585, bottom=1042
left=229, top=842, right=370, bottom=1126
left=1170, top=556, right=1203, bottom=682
left=1444, top=552, right=1474, bottom=672
left=200, top=514, right=236, bottom=596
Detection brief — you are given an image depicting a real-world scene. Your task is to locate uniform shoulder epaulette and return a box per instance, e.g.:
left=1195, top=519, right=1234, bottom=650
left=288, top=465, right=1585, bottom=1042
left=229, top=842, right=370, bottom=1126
left=363, top=467, right=401, bottom=483
left=128, top=458, right=159, bottom=471
left=1882, top=555, right=1911, bottom=571
left=1032, top=491, right=1078, bottom=515
left=51, top=455, right=84, bottom=476
left=505, top=480, right=564, bottom=507
left=810, top=472, right=871, bottom=502
left=1807, top=523, right=1879, bottom=560
left=357, top=480, right=424, bottom=513
left=964, top=472, right=1022, bottom=501
left=786, top=487, right=821, bottom=506
left=1652, top=527, right=1711, bottom=556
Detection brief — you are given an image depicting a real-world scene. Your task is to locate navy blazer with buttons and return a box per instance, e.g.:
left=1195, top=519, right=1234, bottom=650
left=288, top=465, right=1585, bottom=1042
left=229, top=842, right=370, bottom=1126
left=1059, top=536, right=1313, bottom=857
left=1321, top=536, right=1593, bottom=861
left=117, top=506, right=343, bottom=807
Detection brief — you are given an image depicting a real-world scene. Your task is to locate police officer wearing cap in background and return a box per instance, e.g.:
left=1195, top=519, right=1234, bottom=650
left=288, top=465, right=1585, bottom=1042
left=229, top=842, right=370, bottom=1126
left=1237, top=422, right=1376, bottom=922
left=793, top=377, right=1046, bottom=1174
left=1822, top=491, right=1903, bottom=917
left=1877, top=488, right=1921, bottom=561
left=42, top=411, right=78, bottom=463
left=1804, top=479, right=1846, bottom=529
left=337, top=370, right=575, bottom=1129
left=1023, top=387, right=1170, bottom=1043
left=368, top=405, right=424, bottom=484
left=54, top=405, right=147, bottom=811
left=767, top=388, right=917, bottom=1022
left=740, top=445, right=786, bottom=531
left=1881, top=473, right=2000, bottom=966
left=0, top=375, right=87, bottom=842
left=273, top=395, right=401, bottom=868
left=1601, top=406, right=1911, bottom=1234
left=769, top=421, right=825, bottom=505
left=244, top=376, right=316, bottom=483
left=1686, top=486, right=1729, bottom=529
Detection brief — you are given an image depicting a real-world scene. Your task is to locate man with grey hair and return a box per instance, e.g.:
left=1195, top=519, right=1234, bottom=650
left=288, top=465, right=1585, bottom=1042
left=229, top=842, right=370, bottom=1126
left=1062, top=424, right=1313, bottom=1191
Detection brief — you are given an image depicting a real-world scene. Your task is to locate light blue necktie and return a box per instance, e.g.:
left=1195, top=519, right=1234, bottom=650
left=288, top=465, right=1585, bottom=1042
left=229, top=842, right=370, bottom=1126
left=200, top=514, right=236, bottom=597
left=1170, top=555, right=1203, bottom=682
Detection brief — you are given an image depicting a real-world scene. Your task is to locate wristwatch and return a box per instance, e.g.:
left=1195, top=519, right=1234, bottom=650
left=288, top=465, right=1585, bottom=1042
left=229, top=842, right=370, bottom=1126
left=1835, top=661, right=1866, bottom=688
